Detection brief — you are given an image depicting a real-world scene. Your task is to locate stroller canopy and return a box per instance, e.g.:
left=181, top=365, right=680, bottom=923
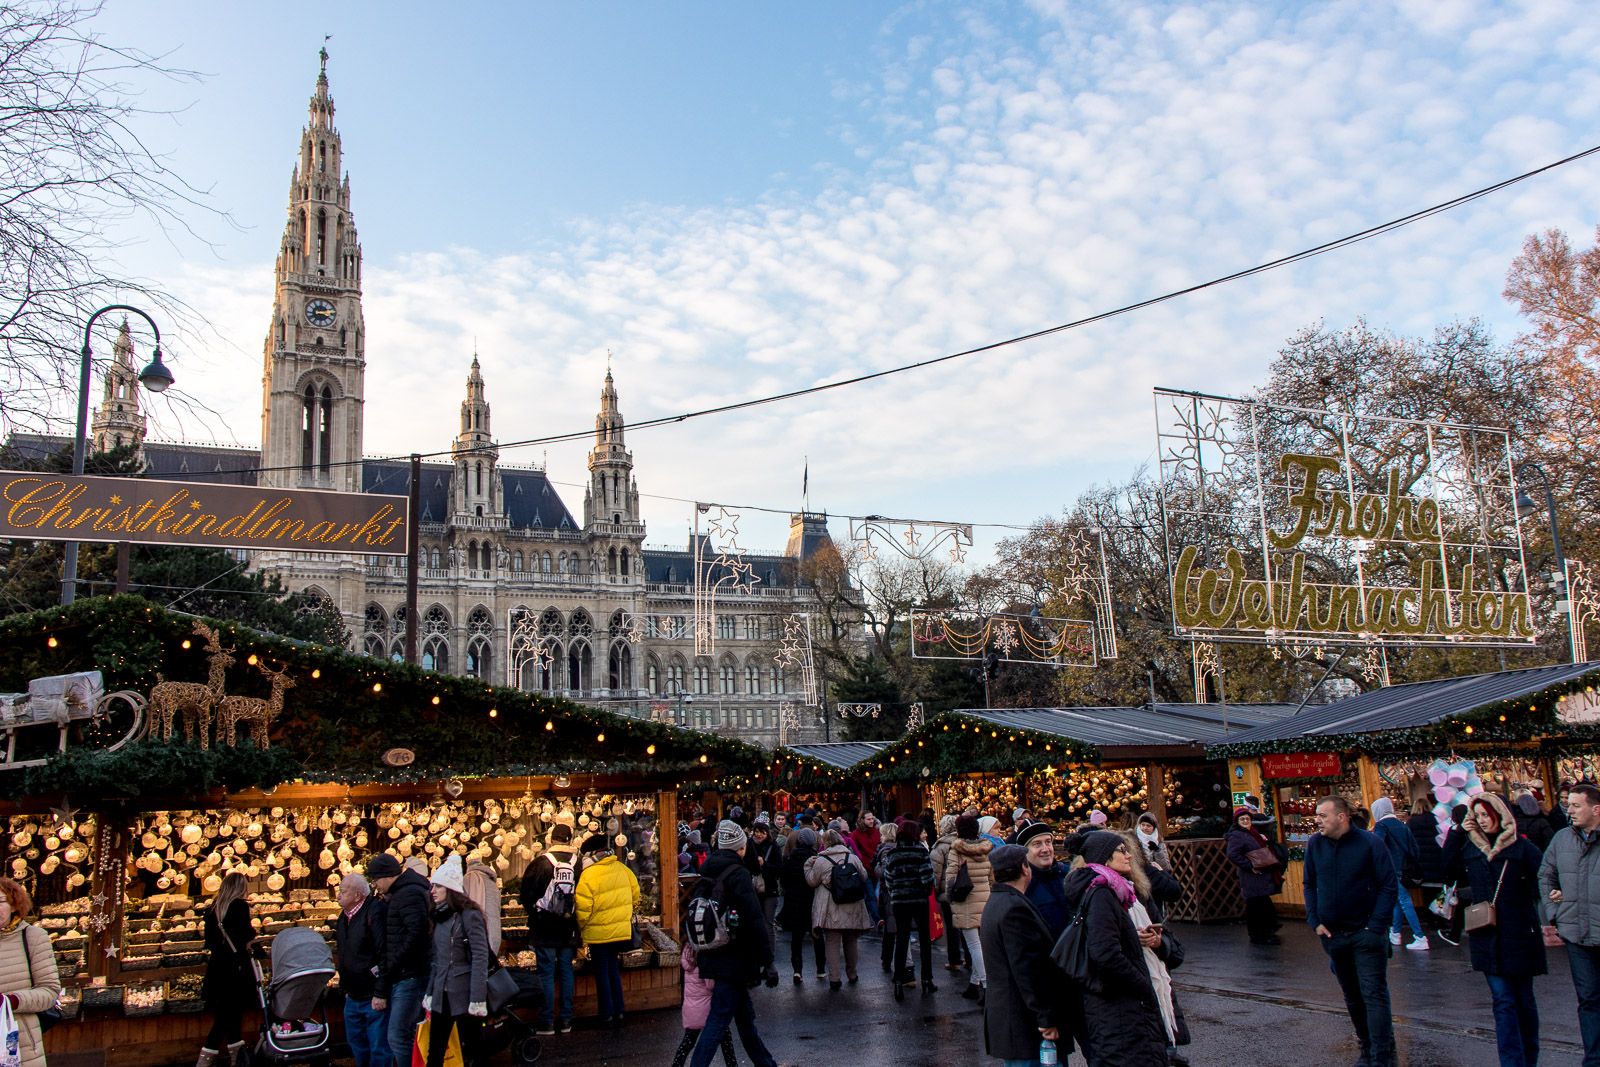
left=267, top=926, right=334, bottom=1021
left=270, top=925, right=333, bottom=980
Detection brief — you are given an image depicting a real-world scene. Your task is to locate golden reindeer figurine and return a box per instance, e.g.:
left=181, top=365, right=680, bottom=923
left=150, top=622, right=234, bottom=750
left=216, top=660, right=296, bottom=750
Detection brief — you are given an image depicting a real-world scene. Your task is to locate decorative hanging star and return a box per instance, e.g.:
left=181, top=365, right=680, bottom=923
left=91, top=892, right=107, bottom=908
left=49, top=801, right=78, bottom=827
left=103, top=942, right=119, bottom=958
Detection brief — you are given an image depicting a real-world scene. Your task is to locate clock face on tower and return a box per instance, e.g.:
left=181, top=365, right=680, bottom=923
left=304, top=298, right=337, bottom=328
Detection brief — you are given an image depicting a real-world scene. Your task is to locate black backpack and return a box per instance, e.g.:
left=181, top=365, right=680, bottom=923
left=828, top=856, right=867, bottom=904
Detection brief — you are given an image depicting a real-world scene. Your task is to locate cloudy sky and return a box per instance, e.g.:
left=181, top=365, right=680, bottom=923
left=77, top=0, right=1600, bottom=558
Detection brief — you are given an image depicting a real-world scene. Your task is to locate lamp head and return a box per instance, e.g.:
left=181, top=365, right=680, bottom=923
left=137, top=347, right=174, bottom=393
left=1514, top=488, right=1541, bottom=521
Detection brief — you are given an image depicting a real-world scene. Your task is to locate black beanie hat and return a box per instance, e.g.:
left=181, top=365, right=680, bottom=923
left=1077, top=831, right=1124, bottom=866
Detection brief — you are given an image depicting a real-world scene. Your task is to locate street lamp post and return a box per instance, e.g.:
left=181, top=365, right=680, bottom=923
left=1515, top=462, right=1570, bottom=661
left=59, top=305, right=174, bottom=606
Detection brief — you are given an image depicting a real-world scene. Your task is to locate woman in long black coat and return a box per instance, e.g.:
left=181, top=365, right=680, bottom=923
left=1407, top=800, right=1446, bottom=885
left=199, top=872, right=255, bottom=1067
left=1448, top=793, right=1547, bottom=1067
left=777, top=828, right=825, bottom=982
left=1062, top=831, right=1168, bottom=1067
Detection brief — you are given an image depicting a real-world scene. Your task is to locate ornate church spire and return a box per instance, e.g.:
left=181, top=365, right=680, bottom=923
left=585, top=360, right=639, bottom=528
left=90, top=318, right=147, bottom=457
left=258, top=50, right=367, bottom=491
left=453, top=354, right=501, bottom=520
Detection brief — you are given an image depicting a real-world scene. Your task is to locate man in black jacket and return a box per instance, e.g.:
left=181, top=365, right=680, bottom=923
left=335, top=873, right=388, bottom=1067
left=367, top=853, right=432, bottom=1067
left=688, top=821, right=779, bottom=1067
left=1304, top=795, right=1398, bottom=1067
left=520, top=823, right=580, bottom=1035
left=979, top=844, right=1067, bottom=1065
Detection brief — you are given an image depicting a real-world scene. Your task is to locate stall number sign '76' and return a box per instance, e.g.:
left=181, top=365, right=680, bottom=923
left=0, top=471, right=409, bottom=554
left=1154, top=389, right=1535, bottom=649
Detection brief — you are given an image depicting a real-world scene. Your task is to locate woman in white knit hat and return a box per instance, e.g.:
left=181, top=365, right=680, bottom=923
left=422, top=854, right=490, bottom=1067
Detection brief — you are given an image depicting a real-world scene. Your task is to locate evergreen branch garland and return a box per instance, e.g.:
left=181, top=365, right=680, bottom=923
left=0, top=595, right=771, bottom=788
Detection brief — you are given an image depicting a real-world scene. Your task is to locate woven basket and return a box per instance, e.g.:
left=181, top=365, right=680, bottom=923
left=123, top=996, right=165, bottom=1018
left=125, top=931, right=164, bottom=945
left=81, top=986, right=123, bottom=1009
left=619, top=948, right=654, bottom=970
left=120, top=955, right=161, bottom=971
left=55, top=993, right=81, bottom=1020
left=162, top=951, right=206, bottom=968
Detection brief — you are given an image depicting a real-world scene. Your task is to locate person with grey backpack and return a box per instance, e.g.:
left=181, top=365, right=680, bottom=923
left=805, top=829, right=872, bottom=989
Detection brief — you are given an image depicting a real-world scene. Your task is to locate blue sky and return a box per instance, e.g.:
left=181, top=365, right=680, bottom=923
left=77, top=1, right=1600, bottom=559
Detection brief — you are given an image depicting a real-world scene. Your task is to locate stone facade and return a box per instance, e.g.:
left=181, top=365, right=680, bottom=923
left=48, top=57, right=841, bottom=748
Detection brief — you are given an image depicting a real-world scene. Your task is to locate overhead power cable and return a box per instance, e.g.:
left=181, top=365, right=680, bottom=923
left=132, top=141, right=1600, bottom=482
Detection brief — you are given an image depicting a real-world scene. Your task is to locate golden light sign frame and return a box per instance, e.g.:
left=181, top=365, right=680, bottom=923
left=1153, top=388, right=1535, bottom=649
left=0, top=471, right=409, bottom=554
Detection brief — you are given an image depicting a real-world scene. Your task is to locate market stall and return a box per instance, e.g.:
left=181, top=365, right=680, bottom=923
left=1211, top=659, right=1600, bottom=917
left=0, top=596, right=772, bottom=1067
left=849, top=702, right=1299, bottom=920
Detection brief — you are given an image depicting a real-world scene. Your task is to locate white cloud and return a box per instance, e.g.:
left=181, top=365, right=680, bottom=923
left=154, top=0, right=1600, bottom=558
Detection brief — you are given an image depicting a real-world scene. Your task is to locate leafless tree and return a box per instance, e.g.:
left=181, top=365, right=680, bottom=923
left=0, top=1, right=222, bottom=434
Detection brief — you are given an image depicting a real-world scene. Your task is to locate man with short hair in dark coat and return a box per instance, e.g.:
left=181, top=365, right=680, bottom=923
left=1304, top=795, right=1398, bottom=1067
left=979, top=843, right=1069, bottom=1067
left=335, top=873, right=388, bottom=1067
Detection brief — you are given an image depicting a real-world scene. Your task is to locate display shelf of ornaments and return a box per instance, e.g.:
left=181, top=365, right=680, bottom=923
left=37, top=898, right=95, bottom=985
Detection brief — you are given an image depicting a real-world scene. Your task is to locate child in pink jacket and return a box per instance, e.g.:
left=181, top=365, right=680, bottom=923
left=672, top=942, right=737, bottom=1067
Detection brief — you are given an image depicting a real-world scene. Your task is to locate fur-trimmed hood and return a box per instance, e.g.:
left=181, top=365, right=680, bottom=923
left=1468, top=793, right=1520, bottom=862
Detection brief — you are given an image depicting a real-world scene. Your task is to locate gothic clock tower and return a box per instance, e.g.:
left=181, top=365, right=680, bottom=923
left=259, top=50, right=366, bottom=491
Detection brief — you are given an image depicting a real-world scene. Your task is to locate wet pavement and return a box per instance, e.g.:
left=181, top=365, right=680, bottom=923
left=528, top=921, right=1589, bottom=1067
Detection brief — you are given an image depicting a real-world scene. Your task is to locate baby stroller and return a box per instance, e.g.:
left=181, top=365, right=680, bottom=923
left=477, top=965, right=544, bottom=1065
left=250, top=926, right=337, bottom=1067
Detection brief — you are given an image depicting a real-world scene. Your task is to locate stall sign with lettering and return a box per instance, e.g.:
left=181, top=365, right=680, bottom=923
left=1261, top=752, right=1343, bottom=779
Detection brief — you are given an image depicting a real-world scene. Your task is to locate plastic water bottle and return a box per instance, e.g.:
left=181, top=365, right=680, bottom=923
left=1040, top=1038, right=1057, bottom=1065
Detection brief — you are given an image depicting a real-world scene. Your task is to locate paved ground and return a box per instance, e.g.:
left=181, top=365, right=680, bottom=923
left=527, top=921, right=1589, bottom=1067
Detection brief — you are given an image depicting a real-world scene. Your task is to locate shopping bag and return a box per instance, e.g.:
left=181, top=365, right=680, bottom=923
left=412, top=1012, right=463, bottom=1067
left=1428, top=883, right=1457, bottom=921
left=0, top=998, right=21, bottom=1067
left=927, top=892, right=945, bottom=940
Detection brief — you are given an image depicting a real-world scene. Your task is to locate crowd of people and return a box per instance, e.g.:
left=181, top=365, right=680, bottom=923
left=0, top=782, right=1584, bottom=1067
left=675, top=802, right=1191, bottom=1067
left=191, top=811, right=642, bottom=1067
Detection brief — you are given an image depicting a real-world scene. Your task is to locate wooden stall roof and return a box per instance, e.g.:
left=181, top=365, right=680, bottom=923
left=1209, top=660, right=1600, bottom=758
left=950, top=703, right=1300, bottom=760
left=785, top=742, right=886, bottom=770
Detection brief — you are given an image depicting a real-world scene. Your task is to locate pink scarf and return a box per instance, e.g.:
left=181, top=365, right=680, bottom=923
left=1086, top=863, right=1136, bottom=908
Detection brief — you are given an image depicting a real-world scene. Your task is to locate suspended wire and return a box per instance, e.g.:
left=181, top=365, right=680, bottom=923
left=134, top=141, right=1600, bottom=484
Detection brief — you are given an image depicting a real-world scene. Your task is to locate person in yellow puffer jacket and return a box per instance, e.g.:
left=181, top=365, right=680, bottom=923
left=575, top=832, right=640, bottom=1028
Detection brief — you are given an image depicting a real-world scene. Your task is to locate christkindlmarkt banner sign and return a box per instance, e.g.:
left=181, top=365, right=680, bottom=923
left=0, top=471, right=409, bottom=554
left=1153, top=389, right=1535, bottom=649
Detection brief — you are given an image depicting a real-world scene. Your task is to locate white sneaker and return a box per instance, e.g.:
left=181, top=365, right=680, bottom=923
left=1406, top=936, right=1430, bottom=951
left=1389, top=930, right=1403, bottom=945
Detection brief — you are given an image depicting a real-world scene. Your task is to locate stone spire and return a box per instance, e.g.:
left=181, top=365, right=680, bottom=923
left=258, top=51, right=367, bottom=491
left=586, top=360, right=639, bottom=528
left=90, top=318, right=147, bottom=456
left=454, top=354, right=500, bottom=520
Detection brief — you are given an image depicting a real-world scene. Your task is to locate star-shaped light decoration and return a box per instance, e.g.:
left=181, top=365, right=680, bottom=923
left=108, top=494, right=121, bottom=505
left=190, top=500, right=202, bottom=509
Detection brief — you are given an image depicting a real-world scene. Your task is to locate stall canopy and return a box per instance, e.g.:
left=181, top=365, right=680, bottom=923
left=856, top=703, right=1302, bottom=784
left=1209, top=660, right=1600, bottom=759
left=956, top=704, right=1302, bottom=761
left=787, top=742, right=885, bottom=769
